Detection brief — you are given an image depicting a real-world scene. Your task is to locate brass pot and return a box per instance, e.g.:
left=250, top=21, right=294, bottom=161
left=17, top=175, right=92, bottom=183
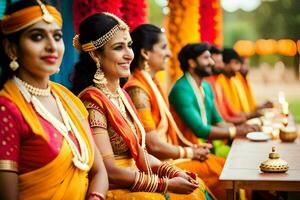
left=279, top=126, right=298, bottom=142
left=260, top=147, right=288, bottom=173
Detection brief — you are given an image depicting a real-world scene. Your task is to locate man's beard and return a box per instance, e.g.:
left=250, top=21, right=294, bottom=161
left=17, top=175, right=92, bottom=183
left=212, top=67, right=223, bottom=75
left=240, top=69, right=248, bottom=77
left=194, top=64, right=212, bottom=78
left=223, top=70, right=235, bottom=78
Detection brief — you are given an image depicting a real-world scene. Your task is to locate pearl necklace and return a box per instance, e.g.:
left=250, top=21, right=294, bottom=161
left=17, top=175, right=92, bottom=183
left=14, top=76, right=90, bottom=171
left=15, top=77, right=51, bottom=96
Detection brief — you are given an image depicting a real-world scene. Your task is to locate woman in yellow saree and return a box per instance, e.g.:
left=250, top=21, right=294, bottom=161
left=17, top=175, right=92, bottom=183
left=123, top=24, right=226, bottom=199
left=0, top=1, right=108, bottom=199
left=72, top=12, right=214, bottom=200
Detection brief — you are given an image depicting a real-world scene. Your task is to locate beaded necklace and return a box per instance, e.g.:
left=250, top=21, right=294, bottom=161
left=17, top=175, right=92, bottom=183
left=14, top=76, right=90, bottom=171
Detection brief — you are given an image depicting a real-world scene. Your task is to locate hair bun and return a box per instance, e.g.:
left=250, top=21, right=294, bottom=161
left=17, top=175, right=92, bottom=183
left=72, top=34, right=82, bottom=51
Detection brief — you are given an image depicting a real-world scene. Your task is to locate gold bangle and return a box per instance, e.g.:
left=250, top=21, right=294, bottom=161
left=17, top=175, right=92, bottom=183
left=184, top=147, right=194, bottom=159
left=163, top=178, right=169, bottom=194
left=229, top=126, right=237, bottom=140
left=178, top=146, right=185, bottom=158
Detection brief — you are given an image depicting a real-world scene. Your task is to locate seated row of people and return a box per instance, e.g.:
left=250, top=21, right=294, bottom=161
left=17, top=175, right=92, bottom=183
left=0, top=0, right=268, bottom=199
left=0, top=1, right=217, bottom=199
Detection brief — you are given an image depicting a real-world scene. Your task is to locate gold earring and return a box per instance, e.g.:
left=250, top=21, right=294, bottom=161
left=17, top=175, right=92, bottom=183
left=143, top=61, right=150, bottom=73
left=9, top=57, right=19, bottom=71
left=93, top=61, right=107, bottom=85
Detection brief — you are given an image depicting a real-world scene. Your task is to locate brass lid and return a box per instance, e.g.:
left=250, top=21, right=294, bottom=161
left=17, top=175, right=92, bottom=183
left=280, top=126, right=297, bottom=134
left=260, top=147, right=289, bottom=173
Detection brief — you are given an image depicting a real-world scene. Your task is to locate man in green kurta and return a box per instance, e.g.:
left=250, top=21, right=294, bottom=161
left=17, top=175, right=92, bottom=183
left=169, top=43, right=260, bottom=158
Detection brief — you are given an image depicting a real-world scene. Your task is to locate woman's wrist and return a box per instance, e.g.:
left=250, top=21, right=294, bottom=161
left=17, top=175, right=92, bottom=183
left=185, top=147, right=194, bottom=159
left=178, top=146, right=194, bottom=159
left=88, top=192, right=105, bottom=200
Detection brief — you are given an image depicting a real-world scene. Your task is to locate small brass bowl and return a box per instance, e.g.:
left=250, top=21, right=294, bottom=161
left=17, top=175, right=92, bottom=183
left=279, top=127, right=298, bottom=142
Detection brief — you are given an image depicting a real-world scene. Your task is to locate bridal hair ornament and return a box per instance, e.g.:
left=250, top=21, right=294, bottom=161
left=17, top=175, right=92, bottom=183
left=0, top=0, right=62, bottom=35
left=72, top=12, right=129, bottom=52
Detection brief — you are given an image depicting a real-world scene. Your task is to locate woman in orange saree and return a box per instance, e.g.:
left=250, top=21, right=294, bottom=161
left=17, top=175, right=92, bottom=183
left=0, top=1, right=108, bottom=199
left=72, top=13, right=213, bottom=200
left=123, top=24, right=226, bottom=200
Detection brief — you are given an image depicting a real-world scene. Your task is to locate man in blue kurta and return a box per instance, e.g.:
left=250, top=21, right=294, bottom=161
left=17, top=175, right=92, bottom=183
left=169, top=43, right=259, bottom=158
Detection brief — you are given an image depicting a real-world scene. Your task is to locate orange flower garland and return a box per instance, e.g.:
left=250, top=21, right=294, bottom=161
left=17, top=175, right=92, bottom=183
left=166, top=0, right=200, bottom=85
left=199, top=0, right=223, bottom=47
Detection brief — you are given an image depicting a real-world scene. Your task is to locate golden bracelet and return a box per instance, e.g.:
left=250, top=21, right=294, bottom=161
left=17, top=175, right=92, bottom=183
left=178, top=146, right=185, bottom=158
left=184, top=147, right=194, bottom=159
left=229, top=126, right=237, bottom=140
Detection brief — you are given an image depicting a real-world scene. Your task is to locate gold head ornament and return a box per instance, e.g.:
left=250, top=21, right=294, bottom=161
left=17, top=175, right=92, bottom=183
left=0, top=0, right=62, bottom=35
left=72, top=12, right=129, bottom=52
left=36, top=0, right=54, bottom=23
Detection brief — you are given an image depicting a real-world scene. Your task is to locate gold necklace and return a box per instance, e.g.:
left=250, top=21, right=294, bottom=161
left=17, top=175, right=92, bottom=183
left=14, top=76, right=90, bottom=171
left=15, top=76, right=51, bottom=97
left=95, top=83, right=151, bottom=174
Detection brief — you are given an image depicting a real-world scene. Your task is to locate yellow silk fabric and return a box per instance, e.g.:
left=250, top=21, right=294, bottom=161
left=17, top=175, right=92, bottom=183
left=216, top=74, right=241, bottom=112
left=234, top=73, right=256, bottom=112
left=174, top=156, right=226, bottom=200
left=0, top=80, right=94, bottom=200
left=1, top=5, right=62, bottom=34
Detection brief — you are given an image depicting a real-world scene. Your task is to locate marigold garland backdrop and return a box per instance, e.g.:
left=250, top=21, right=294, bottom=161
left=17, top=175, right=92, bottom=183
left=167, top=0, right=223, bottom=85
left=0, top=0, right=223, bottom=88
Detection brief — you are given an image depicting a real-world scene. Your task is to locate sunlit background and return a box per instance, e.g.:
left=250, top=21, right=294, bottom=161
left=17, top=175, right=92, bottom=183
left=1, top=0, right=299, bottom=122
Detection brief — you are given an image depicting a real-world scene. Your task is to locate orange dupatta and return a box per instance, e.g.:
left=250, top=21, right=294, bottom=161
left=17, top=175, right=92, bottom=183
left=206, top=76, right=240, bottom=121
left=216, top=74, right=242, bottom=112
left=79, top=87, right=150, bottom=173
left=0, top=80, right=94, bottom=200
left=235, top=72, right=256, bottom=112
left=123, top=69, right=179, bottom=146
left=206, top=76, right=227, bottom=119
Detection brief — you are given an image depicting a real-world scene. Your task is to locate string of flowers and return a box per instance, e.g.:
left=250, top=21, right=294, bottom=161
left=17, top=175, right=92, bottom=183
left=199, top=0, right=223, bottom=47
left=73, top=0, right=123, bottom=32
left=121, top=0, right=148, bottom=31
left=166, top=0, right=200, bottom=86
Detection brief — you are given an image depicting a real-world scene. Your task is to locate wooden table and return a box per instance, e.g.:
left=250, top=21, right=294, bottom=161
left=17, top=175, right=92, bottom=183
left=220, top=138, right=300, bottom=200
